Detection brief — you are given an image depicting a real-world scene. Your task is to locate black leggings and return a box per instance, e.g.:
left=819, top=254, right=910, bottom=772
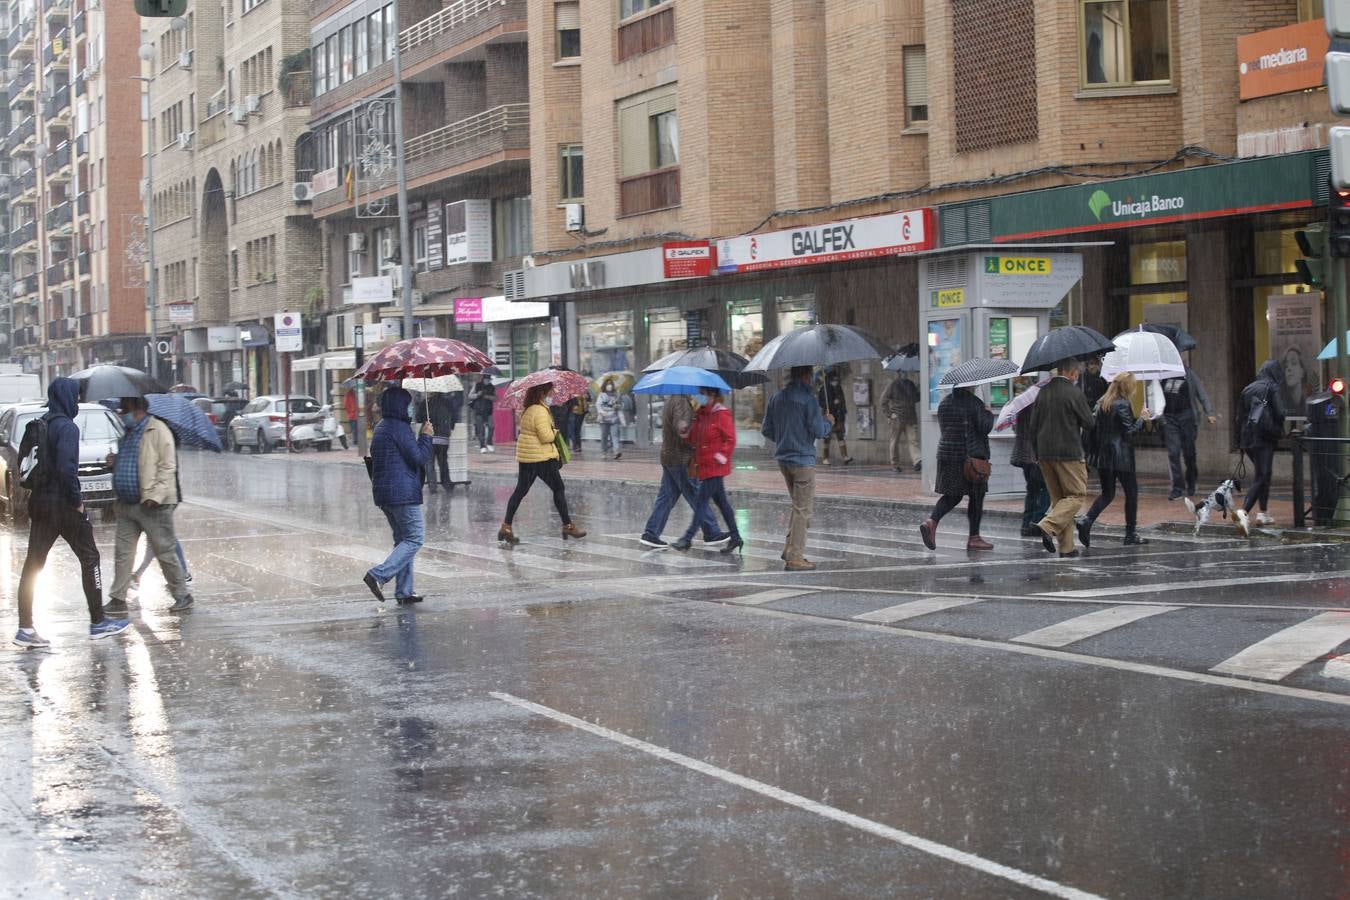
left=1243, top=444, right=1275, bottom=513
left=930, top=484, right=986, bottom=536
left=1087, top=467, right=1139, bottom=529
left=504, top=460, right=571, bottom=526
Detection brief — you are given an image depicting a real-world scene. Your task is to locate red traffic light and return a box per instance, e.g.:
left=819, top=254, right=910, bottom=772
left=1331, top=377, right=1347, bottom=395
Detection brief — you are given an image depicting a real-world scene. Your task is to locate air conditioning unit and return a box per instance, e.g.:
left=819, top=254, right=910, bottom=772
left=564, top=203, right=584, bottom=233
left=503, top=269, right=525, bottom=301
left=231, top=104, right=247, bottom=124
left=177, top=131, right=194, bottom=150
left=292, top=182, right=313, bottom=203
left=389, top=267, right=402, bottom=290
left=245, top=93, right=260, bottom=114
left=346, top=233, right=366, bottom=252
left=86, top=58, right=99, bottom=75
left=379, top=235, right=395, bottom=263
left=178, top=49, right=193, bottom=70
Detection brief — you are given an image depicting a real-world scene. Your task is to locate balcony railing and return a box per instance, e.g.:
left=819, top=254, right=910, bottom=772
left=71, top=9, right=83, bottom=38
left=400, top=0, right=511, bottom=55
left=7, top=20, right=32, bottom=53
left=618, top=166, right=681, bottom=217
left=0, top=231, right=10, bottom=252
left=616, top=4, right=674, bottom=62
left=12, top=220, right=36, bottom=247
left=74, top=132, right=86, bottom=157
left=45, top=259, right=70, bottom=284
left=42, top=29, right=68, bottom=68
left=204, top=86, right=228, bottom=120
left=44, top=199, right=70, bottom=231
left=405, top=103, right=528, bottom=163
left=78, top=312, right=90, bottom=336
left=75, top=191, right=87, bottom=217
left=46, top=318, right=71, bottom=341
left=6, top=115, right=35, bottom=153
left=14, top=166, right=35, bottom=195
left=42, top=84, right=69, bottom=120
left=9, top=64, right=34, bottom=95
left=49, top=141, right=70, bottom=172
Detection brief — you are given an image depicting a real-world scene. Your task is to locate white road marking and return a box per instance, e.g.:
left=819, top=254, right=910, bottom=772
left=1011, top=605, right=1181, bottom=648
left=422, top=540, right=610, bottom=574
left=209, top=553, right=324, bottom=588
left=531, top=537, right=727, bottom=568
left=317, top=544, right=501, bottom=581
left=1210, top=611, right=1350, bottom=681
left=604, top=534, right=843, bottom=563
left=854, top=596, right=985, bottom=623
left=1042, top=572, right=1349, bottom=599
left=725, top=588, right=820, bottom=606
left=491, top=691, right=1106, bottom=900
left=1324, top=655, right=1350, bottom=682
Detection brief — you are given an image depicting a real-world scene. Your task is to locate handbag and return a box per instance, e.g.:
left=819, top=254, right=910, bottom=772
left=554, top=431, right=571, bottom=465
left=962, top=407, right=991, bottom=483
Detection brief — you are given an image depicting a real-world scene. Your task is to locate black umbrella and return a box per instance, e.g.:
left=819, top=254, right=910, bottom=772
left=744, top=324, right=894, bottom=372
left=222, top=381, right=248, bottom=396
left=70, top=365, right=165, bottom=401
left=644, top=346, right=769, bottom=389
left=1019, top=326, right=1116, bottom=374
left=1137, top=322, right=1198, bottom=352
left=883, top=342, right=921, bottom=373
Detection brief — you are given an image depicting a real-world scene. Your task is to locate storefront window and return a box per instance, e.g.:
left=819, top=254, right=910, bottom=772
left=577, top=312, right=634, bottom=379
left=1255, top=227, right=1323, bottom=418
left=776, top=294, right=815, bottom=335
left=511, top=323, right=550, bottom=380
left=1128, top=240, right=1187, bottom=330
left=730, top=299, right=766, bottom=441
left=646, top=308, right=688, bottom=443
left=927, top=317, right=963, bottom=412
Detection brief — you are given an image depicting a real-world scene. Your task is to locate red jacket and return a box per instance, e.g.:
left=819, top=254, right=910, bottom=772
left=690, top=403, right=736, bottom=479
left=344, top=389, right=358, bottom=422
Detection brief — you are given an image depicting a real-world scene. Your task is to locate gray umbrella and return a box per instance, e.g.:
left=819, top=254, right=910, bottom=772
left=743, top=324, right=894, bottom=372
left=644, top=346, right=768, bottom=389
left=1019, top=326, right=1116, bottom=374
left=70, top=365, right=166, bottom=401
left=938, top=357, right=1021, bottom=388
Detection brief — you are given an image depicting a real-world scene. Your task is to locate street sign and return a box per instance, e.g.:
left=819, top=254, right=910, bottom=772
left=274, top=312, right=303, bottom=353
left=350, top=276, right=393, bottom=304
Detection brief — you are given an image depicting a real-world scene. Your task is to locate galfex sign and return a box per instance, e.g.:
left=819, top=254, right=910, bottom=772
left=718, top=208, right=934, bottom=274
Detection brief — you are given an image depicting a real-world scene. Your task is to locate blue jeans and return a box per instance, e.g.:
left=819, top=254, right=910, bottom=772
left=644, top=464, right=719, bottom=540
left=135, top=538, right=190, bottom=580
left=681, top=475, right=739, bottom=543
left=600, top=421, right=616, bottom=455
left=370, top=504, right=425, bottom=599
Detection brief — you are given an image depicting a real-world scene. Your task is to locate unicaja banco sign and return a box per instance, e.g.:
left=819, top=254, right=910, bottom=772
left=1088, top=189, right=1184, bottom=223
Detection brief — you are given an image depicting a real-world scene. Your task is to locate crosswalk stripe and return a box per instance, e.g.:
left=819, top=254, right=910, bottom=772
left=318, top=544, right=500, bottom=581
left=1210, top=611, right=1350, bottom=681
left=528, top=537, right=727, bottom=568
left=853, top=596, right=984, bottom=623
left=422, top=541, right=610, bottom=574
left=1011, top=605, right=1181, bottom=648
left=1041, top=572, right=1349, bottom=598
left=727, top=588, right=819, bottom=606
left=604, top=534, right=844, bottom=563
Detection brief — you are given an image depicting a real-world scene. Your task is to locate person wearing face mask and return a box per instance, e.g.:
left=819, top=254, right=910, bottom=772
left=817, top=368, right=852, bottom=465
left=671, top=387, right=742, bottom=555
left=595, top=377, right=623, bottom=460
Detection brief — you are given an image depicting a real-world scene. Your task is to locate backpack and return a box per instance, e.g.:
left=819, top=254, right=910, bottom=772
left=17, top=417, right=50, bottom=491
left=1246, top=387, right=1278, bottom=441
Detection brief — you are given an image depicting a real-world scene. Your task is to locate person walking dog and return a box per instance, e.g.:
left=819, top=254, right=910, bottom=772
left=762, top=366, right=834, bottom=571
left=363, top=386, right=434, bottom=605
left=920, top=386, right=996, bottom=552
left=498, top=383, right=585, bottom=544
left=1030, top=358, right=1096, bottom=558
left=1235, top=360, right=1286, bottom=535
left=1160, top=363, right=1216, bottom=501
left=1077, top=372, right=1152, bottom=548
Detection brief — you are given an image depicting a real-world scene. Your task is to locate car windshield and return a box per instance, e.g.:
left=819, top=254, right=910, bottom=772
left=75, top=409, right=122, bottom=441
left=284, top=399, right=321, bottom=413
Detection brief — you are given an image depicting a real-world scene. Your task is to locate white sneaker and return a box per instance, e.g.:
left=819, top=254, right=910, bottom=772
left=479, top=447, right=488, bottom=454
left=1254, top=513, right=1276, bottom=527
left=1234, top=509, right=1250, bottom=538
left=487, top=446, right=496, bottom=453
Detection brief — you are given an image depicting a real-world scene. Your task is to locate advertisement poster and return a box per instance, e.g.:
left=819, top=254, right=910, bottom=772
left=855, top=406, right=876, bottom=441
left=927, top=317, right=963, bottom=412
left=988, top=317, right=1010, bottom=406
left=1266, top=293, right=1322, bottom=414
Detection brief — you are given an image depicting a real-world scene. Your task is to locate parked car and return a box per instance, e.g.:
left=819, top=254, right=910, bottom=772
left=210, top=396, right=250, bottom=449
left=0, top=401, right=125, bottom=523
left=229, top=395, right=323, bottom=452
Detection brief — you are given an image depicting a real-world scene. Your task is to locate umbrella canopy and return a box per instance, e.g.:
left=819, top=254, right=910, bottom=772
left=145, top=393, right=222, bottom=451
left=938, top=357, right=1022, bottom=388
left=1317, top=332, right=1350, bottom=360
left=502, top=367, right=591, bottom=410
left=743, top=324, right=894, bottom=372
left=1102, top=329, right=1186, bottom=380
left=169, top=383, right=198, bottom=393
left=71, top=365, right=165, bottom=401
left=993, top=373, right=1054, bottom=432
left=643, top=347, right=768, bottom=389
left=351, top=337, right=493, bottom=383
left=883, top=342, right=921, bottom=373
left=402, top=374, right=464, bottom=393
left=591, top=371, right=636, bottom=394
left=632, top=366, right=733, bottom=396
left=1019, top=326, right=1116, bottom=374
left=1138, top=322, right=1198, bottom=352
left=221, top=381, right=248, bottom=396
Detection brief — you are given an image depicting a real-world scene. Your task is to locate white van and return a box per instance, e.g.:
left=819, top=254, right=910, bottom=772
left=0, top=373, right=43, bottom=405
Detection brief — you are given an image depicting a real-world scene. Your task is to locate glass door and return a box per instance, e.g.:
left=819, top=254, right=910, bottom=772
left=646, top=307, right=689, bottom=445
left=729, top=299, right=765, bottom=447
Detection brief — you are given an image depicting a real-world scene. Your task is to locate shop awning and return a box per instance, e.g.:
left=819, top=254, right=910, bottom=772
left=290, top=351, right=357, bottom=373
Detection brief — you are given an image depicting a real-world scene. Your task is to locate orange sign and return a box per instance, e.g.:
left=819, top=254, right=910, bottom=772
left=1237, top=18, right=1330, bottom=101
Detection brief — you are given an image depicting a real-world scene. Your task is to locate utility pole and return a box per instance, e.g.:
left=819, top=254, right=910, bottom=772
left=136, top=46, right=159, bottom=381
left=1321, top=7, right=1350, bottom=520
left=389, top=2, right=414, bottom=341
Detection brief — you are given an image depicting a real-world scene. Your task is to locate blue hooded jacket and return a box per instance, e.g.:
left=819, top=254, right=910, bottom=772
left=37, top=377, right=83, bottom=509
left=370, top=386, right=432, bottom=507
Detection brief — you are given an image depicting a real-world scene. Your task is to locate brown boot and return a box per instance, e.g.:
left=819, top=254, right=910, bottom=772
left=562, top=523, right=587, bottom=540
left=784, top=558, right=817, bottom=572
left=497, top=524, right=520, bottom=545
left=966, top=535, right=993, bottom=551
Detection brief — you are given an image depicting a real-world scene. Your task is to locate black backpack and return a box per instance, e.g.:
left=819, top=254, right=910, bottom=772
left=1246, top=386, right=1278, bottom=441
left=17, top=417, right=50, bottom=491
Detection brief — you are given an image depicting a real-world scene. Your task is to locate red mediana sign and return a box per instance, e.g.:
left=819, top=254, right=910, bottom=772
left=662, top=241, right=717, bottom=279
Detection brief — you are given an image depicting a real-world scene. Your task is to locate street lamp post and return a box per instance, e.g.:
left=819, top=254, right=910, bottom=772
left=135, top=44, right=159, bottom=381
left=389, top=1, right=414, bottom=340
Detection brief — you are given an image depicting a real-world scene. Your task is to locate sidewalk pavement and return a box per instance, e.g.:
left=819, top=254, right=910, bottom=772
left=289, top=440, right=1296, bottom=533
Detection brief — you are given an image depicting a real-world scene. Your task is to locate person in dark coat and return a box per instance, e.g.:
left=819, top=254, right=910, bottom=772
left=415, top=391, right=458, bottom=491
left=920, top=387, right=996, bottom=552
left=1077, top=372, right=1153, bottom=548
left=817, top=369, right=852, bottom=465
left=1009, top=377, right=1051, bottom=538
left=469, top=379, right=496, bottom=452
left=1235, top=360, right=1286, bottom=534
left=1030, top=358, right=1096, bottom=557
left=1080, top=356, right=1108, bottom=464
left=1160, top=364, right=1216, bottom=501
left=363, top=386, right=433, bottom=605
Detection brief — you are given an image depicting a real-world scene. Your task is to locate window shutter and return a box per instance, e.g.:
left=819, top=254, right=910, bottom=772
left=555, top=1, right=579, bottom=31
left=904, top=46, right=928, bottom=107
left=645, top=87, right=676, bottom=117
left=618, top=102, right=649, bottom=177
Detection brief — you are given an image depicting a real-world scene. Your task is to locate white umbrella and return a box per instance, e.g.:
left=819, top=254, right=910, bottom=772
left=402, top=374, right=464, bottom=393
left=1102, top=329, right=1185, bottom=380
left=993, top=373, right=1053, bottom=431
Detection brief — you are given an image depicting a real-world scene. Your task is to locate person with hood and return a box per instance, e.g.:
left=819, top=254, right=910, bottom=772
left=1235, top=360, right=1286, bottom=535
left=12, top=378, right=129, bottom=647
left=1030, top=358, right=1096, bottom=558
left=105, top=394, right=193, bottom=614
left=1077, top=372, right=1153, bottom=548
left=469, top=378, right=496, bottom=453
left=595, top=378, right=622, bottom=459
left=363, top=386, right=434, bottom=604
left=671, top=387, right=742, bottom=554
left=497, top=383, right=585, bottom=544
left=817, top=369, right=852, bottom=464
left=1159, top=362, right=1216, bottom=501
left=416, top=391, right=459, bottom=491
left=919, top=386, right=996, bottom=552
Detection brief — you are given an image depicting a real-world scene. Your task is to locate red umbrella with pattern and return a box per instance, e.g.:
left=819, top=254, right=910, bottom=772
left=351, top=337, right=494, bottom=382
left=501, top=367, right=591, bottom=410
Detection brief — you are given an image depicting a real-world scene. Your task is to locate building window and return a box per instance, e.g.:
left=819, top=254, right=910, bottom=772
left=493, top=197, right=532, bottom=260
left=1080, top=0, right=1171, bottom=88
left=556, top=2, right=580, bottom=59
left=413, top=220, right=428, bottom=272
left=903, top=45, right=928, bottom=127
left=559, top=144, right=584, bottom=200
left=619, top=0, right=667, bottom=19
left=618, top=85, right=677, bottom=177
left=355, top=19, right=369, bottom=76
left=1299, top=0, right=1324, bottom=21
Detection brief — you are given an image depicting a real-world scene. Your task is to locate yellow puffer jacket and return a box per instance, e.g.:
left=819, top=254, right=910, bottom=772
left=516, top=403, right=560, bottom=463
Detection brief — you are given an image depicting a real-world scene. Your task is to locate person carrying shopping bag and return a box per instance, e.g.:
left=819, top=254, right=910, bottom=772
left=671, top=387, right=743, bottom=555
left=498, top=383, right=586, bottom=544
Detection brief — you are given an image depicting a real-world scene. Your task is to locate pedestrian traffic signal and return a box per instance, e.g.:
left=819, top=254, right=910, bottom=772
left=134, top=0, right=188, bottom=16
left=1331, top=187, right=1350, bottom=258
left=1295, top=223, right=1328, bottom=287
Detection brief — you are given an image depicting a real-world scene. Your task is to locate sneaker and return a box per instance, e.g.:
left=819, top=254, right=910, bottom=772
left=913, top=462, right=922, bottom=473
left=12, top=627, right=50, bottom=649
left=479, top=447, right=489, bottom=454
left=487, top=446, right=496, bottom=453
left=103, top=597, right=130, bottom=616
left=821, top=458, right=831, bottom=466
left=639, top=534, right=669, bottom=550
left=1167, top=490, right=1184, bottom=502
left=1255, top=512, right=1276, bottom=527
left=396, top=595, right=424, bottom=606
left=90, top=618, right=130, bottom=640
left=701, top=532, right=731, bottom=548
left=168, top=595, right=194, bottom=612
left=1235, top=509, right=1251, bottom=538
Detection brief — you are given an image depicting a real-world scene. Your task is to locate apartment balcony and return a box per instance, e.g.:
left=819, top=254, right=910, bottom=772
left=73, top=70, right=84, bottom=98
left=284, top=70, right=311, bottom=108
left=6, top=115, right=35, bottom=155
left=8, top=63, right=34, bottom=99
left=0, top=230, right=10, bottom=252
left=44, top=0, right=69, bottom=25
left=46, top=317, right=72, bottom=341
left=42, top=84, right=69, bottom=122
left=404, top=102, right=528, bottom=179
left=76, top=248, right=88, bottom=275
left=14, top=165, right=35, bottom=196
left=44, top=199, right=70, bottom=233
left=71, top=9, right=83, bottom=39
left=77, top=312, right=90, bottom=337
left=45, top=258, right=71, bottom=285
left=12, top=325, right=36, bottom=348
left=618, top=166, right=681, bottom=218
left=42, top=29, right=69, bottom=69
left=48, top=141, right=71, bottom=176
left=399, top=0, right=525, bottom=68
left=74, top=131, right=85, bottom=158
left=12, top=220, right=36, bottom=248
left=75, top=191, right=87, bottom=218
left=7, top=20, right=33, bottom=59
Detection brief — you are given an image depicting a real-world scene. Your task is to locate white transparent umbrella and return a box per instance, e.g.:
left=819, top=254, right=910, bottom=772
left=1102, top=329, right=1185, bottom=380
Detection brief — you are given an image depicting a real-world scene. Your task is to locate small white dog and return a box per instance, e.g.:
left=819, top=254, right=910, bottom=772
left=1183, top=479, right=1242, bottom=536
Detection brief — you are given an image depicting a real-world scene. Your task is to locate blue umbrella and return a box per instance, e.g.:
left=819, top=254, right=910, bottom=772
left=1317, top=332, right=1350, bottom=360
left=145, top=393, right=222, bottom=451
left=632, top=366, right=733, bottom=396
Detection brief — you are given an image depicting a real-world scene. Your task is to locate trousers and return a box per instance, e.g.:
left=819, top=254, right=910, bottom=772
left=18, top=500, right=103, bottom=628
left=1086, top=467, right=1140, bottom=531
left=1243, top=444, right=1276, bottom=513
left=930, top=483, right=987, bottom=536
left=779, top=464, right=816, bottom=562
left=889, top=419, right=920, bottom=467
left=1038, top=459, right=1088, bottom=553
left=681, top=476, right=738, bottom=542
left=135, top=538, right=191, bottom=581
left=644, top=463, right=717, bottom=539
left=1162, top=414, right=1199, bottom=496
left=111, top=501, right=187, bottom=602
left=425, top=443, right=450, bottom=486
left=1021, top=464, right=1051, bottom=530
left=370, top=503, right=425, bottom=599
left=505, top=460, right=571, bottom=526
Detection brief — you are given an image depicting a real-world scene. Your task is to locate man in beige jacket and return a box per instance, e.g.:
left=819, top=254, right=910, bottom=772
left=104, top=396, right=193, bottom=614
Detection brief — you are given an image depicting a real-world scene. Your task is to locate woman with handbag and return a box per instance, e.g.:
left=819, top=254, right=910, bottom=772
left=671, top=387, right=743, bottom=555
left=497, top=383, right=585, bottom=545
left=1076, top=371, right=1152, bottom=548
left=920, top=386, right=996, bottom=551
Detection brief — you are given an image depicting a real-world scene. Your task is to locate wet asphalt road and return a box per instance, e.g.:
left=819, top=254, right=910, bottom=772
left=2, top=449, right=1348, bottom=899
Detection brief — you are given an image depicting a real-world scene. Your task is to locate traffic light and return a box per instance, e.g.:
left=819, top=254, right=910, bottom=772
left=1331, top=186, right=1350, bottom=258
left=134, top=0, right=188, bottom=16
left=1332, top=376, right=1347, bottom=396
left=1295, top=223, right=1328, bottom=287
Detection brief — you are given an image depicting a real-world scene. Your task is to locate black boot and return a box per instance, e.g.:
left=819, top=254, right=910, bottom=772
left=1123, top=531, right=1149, bottom=546
left=1075, top=516, right=1093, bottom=549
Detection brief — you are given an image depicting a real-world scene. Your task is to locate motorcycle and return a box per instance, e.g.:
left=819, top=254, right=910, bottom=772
left=289, top=404, right=347, bottom=452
